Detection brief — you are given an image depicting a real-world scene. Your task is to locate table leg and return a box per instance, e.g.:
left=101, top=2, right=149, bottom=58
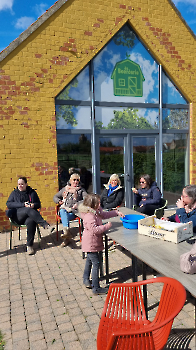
left=104, top=234, right=109, bottom=284
left=99, top=251, right=103, bottom=277
left=132, top=255, right=138, bottom=282
left=142, top=262, right=148, bottom=319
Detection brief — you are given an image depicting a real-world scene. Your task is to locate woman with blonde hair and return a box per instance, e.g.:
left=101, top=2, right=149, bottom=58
left=100, top=174, right=124, bottom=209
left=53, top=173, right=87, bottom=246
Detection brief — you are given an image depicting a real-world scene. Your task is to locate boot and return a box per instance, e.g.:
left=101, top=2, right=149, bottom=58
left=60, top=227, right=72, bottom=247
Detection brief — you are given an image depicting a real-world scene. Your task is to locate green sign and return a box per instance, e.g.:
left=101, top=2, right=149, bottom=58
left=111, top=59, right=145, bottom=97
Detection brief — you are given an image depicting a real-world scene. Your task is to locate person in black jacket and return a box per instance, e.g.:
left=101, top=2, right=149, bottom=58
left=100, top=174, right=124, bottom=210
left=6, top=177, right=53, bottom=254
left=132, top=174, right=162, bottom=215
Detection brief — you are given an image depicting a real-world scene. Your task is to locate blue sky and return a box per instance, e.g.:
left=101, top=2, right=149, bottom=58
left=0, top=0, right=196, bottom=53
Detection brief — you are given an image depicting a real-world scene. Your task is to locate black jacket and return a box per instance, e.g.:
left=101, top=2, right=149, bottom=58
left=100, top=185, right=124, bottom=209
left=6, top=186, right=41, bottom=217
left=134, top=182, right=161, bottom=207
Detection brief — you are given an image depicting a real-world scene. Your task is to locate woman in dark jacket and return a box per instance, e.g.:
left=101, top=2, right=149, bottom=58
left=132, top=174, right=162, bottom=215
left=6, top=177, right=52, bottom=254
left=100, top=174, right=124, bottom=210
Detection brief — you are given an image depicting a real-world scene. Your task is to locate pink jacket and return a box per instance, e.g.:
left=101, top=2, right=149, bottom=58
left=78, top=203, right=119, bottom=252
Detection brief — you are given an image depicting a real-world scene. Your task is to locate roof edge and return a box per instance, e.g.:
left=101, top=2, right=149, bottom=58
left=0, top=0, right=68, bottom=62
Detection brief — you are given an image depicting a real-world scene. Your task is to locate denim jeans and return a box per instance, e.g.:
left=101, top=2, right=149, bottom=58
left=83, top=252, right=102, bottom=291
left=59, top=209, right=76, bottom=227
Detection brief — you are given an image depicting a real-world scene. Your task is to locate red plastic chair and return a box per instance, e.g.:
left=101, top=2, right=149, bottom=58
left=97, top=277, right=186, bottom=350
left=56, top=205, right=82, bottom=241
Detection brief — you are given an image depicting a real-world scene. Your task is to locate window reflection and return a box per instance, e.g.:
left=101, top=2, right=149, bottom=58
left=57, top=134, right=92, bottom=190
left=95, top=107, right=159, bottom=129
left=162, top=109, right=188, bottom=129
left=56, top=65, right=90, bottom=101
left=56, top=106, right=91, bottom=129
left=163, top=134, right=188, bottom=205
left=162, top=72, right=187, bottom=104
left=94, top=24, right=158, bottom=103
left=99, top=137, right=124, bottom=189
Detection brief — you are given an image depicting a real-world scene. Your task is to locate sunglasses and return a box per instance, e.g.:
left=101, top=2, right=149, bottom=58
left=140, top=181, right=146, bottom=184
left=73, top=179, right=79, bottom=182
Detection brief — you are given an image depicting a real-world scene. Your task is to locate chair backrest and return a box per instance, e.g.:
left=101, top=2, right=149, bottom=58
left=154, top=198, right=168, bottom=219
left=97, top=277, right=186, bottom=350
left=159, top=197, right=167, bottom=208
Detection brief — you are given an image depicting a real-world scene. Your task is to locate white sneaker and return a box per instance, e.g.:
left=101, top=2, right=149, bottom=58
left=27, top=246, right=34, bottom=255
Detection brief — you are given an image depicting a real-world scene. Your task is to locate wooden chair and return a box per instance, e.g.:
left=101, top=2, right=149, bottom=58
left=56, top=205, right=82, bottom=241
left=97, top=277, right=186, bottom=350
left=9, top=218, right=41, bottom=250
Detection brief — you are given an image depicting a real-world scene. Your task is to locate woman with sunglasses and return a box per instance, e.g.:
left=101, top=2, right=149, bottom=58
left=132, top=174, right=162, bottom=215
left=53, top=173, right=87, bottom=246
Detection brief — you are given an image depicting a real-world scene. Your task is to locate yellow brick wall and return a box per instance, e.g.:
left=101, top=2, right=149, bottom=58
left=0, top=0, right=196, bottom=230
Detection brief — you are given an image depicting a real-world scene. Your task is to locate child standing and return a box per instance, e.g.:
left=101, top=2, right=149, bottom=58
left=78, top=193, right=124, bottom=295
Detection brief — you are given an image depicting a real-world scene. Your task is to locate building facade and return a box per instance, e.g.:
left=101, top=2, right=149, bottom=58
left=0, top=0, right=196, bottom=230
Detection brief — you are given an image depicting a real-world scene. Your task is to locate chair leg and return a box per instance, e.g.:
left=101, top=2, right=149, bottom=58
left=98, top=251, right=103, bottom=277
left=37, top=226, right=41, bottom=246
left=78, top=217, right=82, bottom=242
left=56, top=219, right=59, bottom=241
left=10, top=224, right=13, bottom=250
left=19, top=226, right=21, bottom=240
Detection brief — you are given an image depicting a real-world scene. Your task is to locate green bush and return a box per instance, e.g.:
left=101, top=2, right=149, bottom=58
left=0, top=330, right=5, bottom=350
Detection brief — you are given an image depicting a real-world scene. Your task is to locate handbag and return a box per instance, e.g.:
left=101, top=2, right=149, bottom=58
left=180, top=242, right=196, bottom=274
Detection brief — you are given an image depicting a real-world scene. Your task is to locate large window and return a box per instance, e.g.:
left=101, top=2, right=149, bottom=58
left=55, top=23, right=189, bottom=203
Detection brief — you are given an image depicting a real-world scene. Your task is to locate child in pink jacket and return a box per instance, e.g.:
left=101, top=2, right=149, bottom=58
left=78, top=193, right=124, bottom=295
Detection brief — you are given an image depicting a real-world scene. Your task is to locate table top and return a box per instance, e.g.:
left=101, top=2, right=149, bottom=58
left=105, top=207, right=196, bottom=297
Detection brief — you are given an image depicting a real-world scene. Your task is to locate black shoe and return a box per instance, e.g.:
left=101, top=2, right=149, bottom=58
left=92, top=287, right=108, bottom=295
left=83, top=280, right=92, bottom=289
left=43, top=223, right=55, bottom=233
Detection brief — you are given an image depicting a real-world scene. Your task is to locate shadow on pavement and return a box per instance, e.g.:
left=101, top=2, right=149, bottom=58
left=164, top=328, right=196, bottom=349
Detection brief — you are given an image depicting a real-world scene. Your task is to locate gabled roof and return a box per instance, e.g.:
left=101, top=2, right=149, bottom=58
left=0, top=0, right=195, bottom=63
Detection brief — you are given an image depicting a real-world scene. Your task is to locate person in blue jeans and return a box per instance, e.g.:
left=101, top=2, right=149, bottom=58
left=78, top=193, right=124, bottom=295
left=53, top=173, right=87, bottom=246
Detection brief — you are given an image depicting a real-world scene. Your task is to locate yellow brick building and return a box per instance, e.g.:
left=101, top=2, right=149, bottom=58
left=0, top=0, right=195, bottom=230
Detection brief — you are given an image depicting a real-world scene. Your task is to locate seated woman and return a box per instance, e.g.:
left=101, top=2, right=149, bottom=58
left=6, top=177, right=53, bottom=255
left=132, top=174, right=162, bottom=216
left=162, top=184, right=196, bottom=233
left=100, top=174, right=124, bottom=210
left=53, top=173, right=87, bottom=247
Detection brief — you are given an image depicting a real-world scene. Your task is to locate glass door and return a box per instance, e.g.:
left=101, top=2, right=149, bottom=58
left=128, top=136, right=159, bottom=208
left=97, top=136, right=125, bottom=196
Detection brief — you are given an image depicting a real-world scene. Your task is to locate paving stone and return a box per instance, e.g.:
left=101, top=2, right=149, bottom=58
left=29, top=339, right=47, bottom=350
left=44, top=329, right=61, bottom=343
left=12, top=321, right=27, bottom=332
left=12, top=329, right=28, bottom=342
left=55, top=314, right=70, bottom=325
left=12, top=339, right=30, bottom=350
left=61, top=330, right=78, bottom=343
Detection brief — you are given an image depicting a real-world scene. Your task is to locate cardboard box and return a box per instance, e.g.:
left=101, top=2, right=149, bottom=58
left=138, top=216, right=193, bottom=243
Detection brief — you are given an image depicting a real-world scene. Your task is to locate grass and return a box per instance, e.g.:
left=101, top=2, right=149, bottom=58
left=0, top=330, right=5, bottom=350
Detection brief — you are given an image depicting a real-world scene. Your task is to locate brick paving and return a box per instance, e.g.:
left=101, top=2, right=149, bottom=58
left=0, top=222, right=196, bottom=350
